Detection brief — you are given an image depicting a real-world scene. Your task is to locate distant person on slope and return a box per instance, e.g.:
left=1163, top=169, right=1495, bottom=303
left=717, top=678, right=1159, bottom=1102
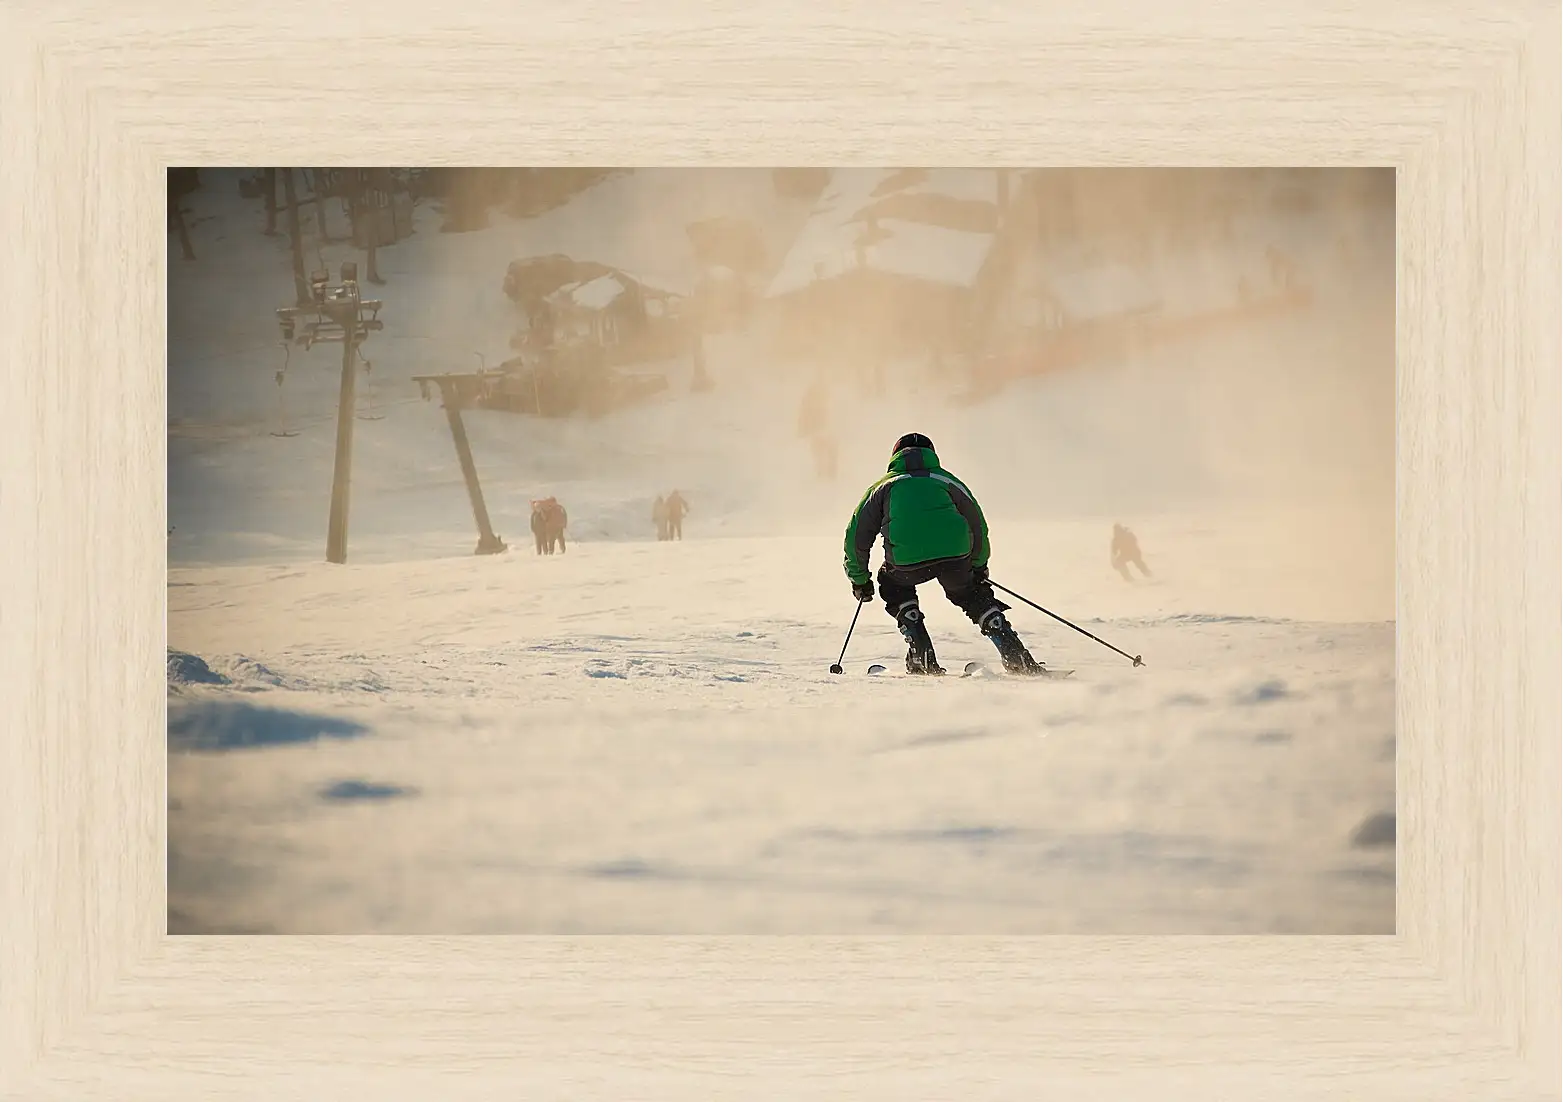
left=664, top=490, right=689, bottom=540
left=810, top=432, right=838, bottom=480
left=842, top=433, right=1047, bottom=676
left=1111, top=523, right=1151, bottom=582
left=544, top=498, right=568, bottom=554
left=530, top=500, right=550, bottom=556
left=652, top=495, right=669, bottom=541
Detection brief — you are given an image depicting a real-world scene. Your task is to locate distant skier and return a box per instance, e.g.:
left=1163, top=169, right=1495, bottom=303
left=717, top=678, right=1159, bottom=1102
left=530, top=497, right=568, bottom=554
left=664, top=490, right=689, bottom=540
left=690, top=333, right=713, bottom=392
left=810, top=432, right=838, bottom=480
left=843, top=433, right=1046, bottom=676
left=652, top=495, right=669, bottom=541
left=530, top=500, right=549, bottom=555
left=544, top=498, right=568, bottom=554
left=1111, top=523, right=1151, bottom=581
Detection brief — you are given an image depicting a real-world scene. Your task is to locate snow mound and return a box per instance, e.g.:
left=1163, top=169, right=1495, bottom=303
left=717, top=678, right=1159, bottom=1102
left=217, top=655, right=295, bottom=690
left=167, top=649, right=230, bottom=688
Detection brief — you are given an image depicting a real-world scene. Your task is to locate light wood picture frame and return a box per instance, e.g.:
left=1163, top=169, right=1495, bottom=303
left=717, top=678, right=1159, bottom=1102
left=3, top=2, right=1558, bottom=1097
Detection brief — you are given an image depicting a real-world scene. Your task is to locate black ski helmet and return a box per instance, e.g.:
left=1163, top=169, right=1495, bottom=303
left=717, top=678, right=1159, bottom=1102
left=892, top=432, right=934, bottom=455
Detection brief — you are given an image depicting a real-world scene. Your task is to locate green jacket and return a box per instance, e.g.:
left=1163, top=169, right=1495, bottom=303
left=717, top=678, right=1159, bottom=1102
left=843, top=445, right=991, bottom=585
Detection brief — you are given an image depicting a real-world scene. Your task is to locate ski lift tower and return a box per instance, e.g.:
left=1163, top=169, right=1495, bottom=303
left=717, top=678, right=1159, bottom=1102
left=411, top=368, right=508, bottom=556
left=276, top=262, right=384, bottom=564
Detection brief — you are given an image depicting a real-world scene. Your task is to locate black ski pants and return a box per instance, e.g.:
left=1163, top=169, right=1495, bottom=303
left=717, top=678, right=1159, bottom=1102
left=877, top=556, right=1007, bottom=626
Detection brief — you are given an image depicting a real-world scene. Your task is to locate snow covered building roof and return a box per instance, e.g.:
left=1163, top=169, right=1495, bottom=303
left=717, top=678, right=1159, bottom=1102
left=880, top=168, right=1000, bottom=206
left=568, top=273, right=629, bottom=310
left=859, top=220, right=995, bottom=288
left=501, top=169, right=802, bottom=300
left=763, top=169, right=1003, bottom=299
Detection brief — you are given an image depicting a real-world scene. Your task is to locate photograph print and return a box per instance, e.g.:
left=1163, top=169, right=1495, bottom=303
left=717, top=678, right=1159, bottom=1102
left=167, top=167, right=1395, bottom=934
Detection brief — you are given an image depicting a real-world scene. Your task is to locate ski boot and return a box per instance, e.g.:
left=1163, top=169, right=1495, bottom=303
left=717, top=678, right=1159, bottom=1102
left=978, top=608, right=1047, bottom=675
left=896, top=603, right=946, bottom=676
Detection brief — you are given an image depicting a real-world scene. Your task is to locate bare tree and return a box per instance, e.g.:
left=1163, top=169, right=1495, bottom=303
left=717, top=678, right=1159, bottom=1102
left=168, top=168, right=199, bottom=261
left=312, top=169, right=333, bottom=241
left=362, top=187, right=383, bottom=285
left=347, top=169, right=386, bottom=285
left=263, top=168, right=278, bottom=235
left=280, top=168, right=311, bottom=304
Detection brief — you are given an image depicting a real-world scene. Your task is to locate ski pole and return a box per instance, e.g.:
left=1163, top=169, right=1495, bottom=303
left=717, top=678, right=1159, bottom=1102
left=828, top=599, right=866, bottom=674
left=990, top=580, right=1145, bottom=667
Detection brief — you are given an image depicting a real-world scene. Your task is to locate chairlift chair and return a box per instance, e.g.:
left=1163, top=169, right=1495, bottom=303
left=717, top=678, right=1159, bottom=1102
left=269, top=340, right=300, bottom=438
left=355, top=351, right=385, bottom=421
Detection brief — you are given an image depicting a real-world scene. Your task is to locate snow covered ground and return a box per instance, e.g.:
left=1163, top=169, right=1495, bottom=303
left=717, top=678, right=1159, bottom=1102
left=168, top=169, right=1396, bottom=934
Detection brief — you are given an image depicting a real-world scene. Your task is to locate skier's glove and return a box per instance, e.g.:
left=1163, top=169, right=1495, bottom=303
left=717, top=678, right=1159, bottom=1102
left=852, top=580, right=875, bottom=603
left=972, top=563, right=990, bottom=584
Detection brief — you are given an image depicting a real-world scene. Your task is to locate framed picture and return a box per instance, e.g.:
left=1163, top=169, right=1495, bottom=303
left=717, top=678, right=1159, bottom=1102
left=5, top=2, right=1558, bottom=1098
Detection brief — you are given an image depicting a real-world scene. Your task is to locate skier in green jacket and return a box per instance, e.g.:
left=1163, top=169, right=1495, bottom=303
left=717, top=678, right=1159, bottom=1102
left=843, top=432, right=1046, bottom=676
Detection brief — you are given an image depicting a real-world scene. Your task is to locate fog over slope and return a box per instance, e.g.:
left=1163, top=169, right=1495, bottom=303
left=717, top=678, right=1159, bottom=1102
left=167, top=169, right=1395, bottom=935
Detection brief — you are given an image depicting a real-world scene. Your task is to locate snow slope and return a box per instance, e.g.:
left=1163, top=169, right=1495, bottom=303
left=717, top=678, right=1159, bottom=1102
left=167, top=169, right=1396, bottom=934
left=167, top=516, right=1394, bottom=935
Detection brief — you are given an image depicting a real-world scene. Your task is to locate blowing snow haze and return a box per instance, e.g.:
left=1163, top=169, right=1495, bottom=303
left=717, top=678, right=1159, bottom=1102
left=169, top=168, right=1391, bottom=567
left=167, top=168, right=1395, bottom=935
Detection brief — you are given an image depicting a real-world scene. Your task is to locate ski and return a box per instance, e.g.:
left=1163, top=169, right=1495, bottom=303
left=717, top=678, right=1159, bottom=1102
left=961, top=660, right=1075, bottom=680
left=865, top=661, right=1074, bottom=679
left=866, top=663, right=950, bottom=676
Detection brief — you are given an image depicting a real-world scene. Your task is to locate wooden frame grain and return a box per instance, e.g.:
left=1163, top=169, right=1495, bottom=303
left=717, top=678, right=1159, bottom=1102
left=2, top=2, right=1558, bottom=1097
